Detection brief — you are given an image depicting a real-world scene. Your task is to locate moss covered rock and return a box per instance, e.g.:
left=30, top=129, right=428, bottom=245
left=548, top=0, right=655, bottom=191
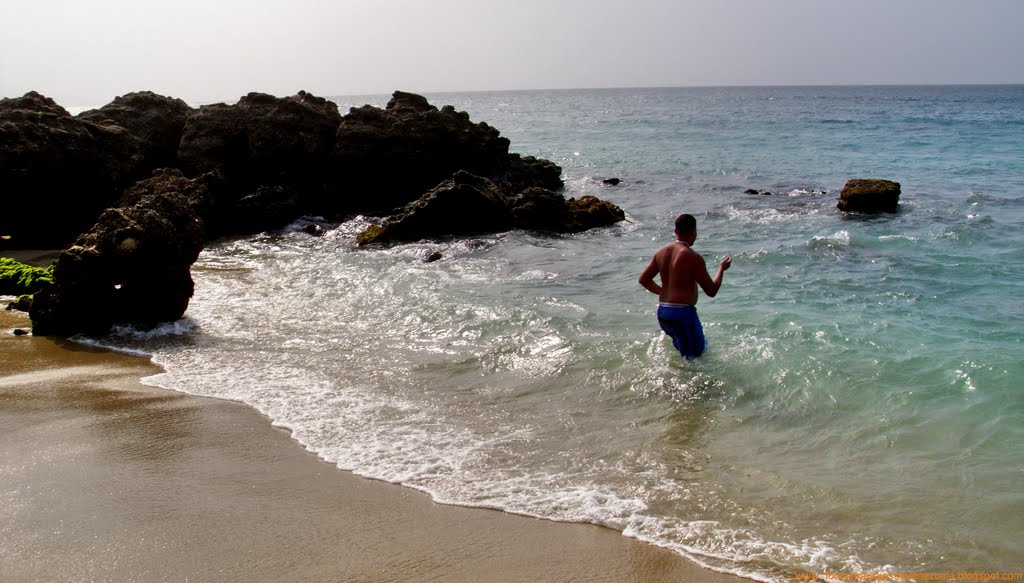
left=837, top=179, right=901, bottom=213
left=0, top=257, right=53, bottom=296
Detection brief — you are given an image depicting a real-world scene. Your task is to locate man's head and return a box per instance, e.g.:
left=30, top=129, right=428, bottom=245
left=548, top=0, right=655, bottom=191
left=674, top=213, right=697, bottom=243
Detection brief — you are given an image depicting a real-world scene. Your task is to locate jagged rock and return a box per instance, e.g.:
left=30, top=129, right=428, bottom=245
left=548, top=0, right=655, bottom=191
left=357, top=171, right=513, bottom=245
left=511, top=187, right=572, bottom=232
left=30, top=172, right=205, bottom=336
left=508, top=154, right=564, bottom=193
left=512, top=188, right=625, bottom=233
left=837, top=179, right=901, bottom=213
left=78, top=91, right=192, bottom=173
left=0, top=91, right=144, bottom=249
left=358, top=173, right=627, bottom=246
left=332, top=91, right=520, bottom=215
left=177, top=91, right=342, bottom=238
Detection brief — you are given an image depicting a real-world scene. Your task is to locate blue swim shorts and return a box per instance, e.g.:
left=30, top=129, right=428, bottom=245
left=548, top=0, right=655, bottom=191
left=657, top=303, right=706, bottom=359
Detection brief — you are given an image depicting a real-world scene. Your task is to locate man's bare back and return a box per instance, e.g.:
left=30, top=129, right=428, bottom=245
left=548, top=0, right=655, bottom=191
left=638, top=214, right=731, bottom=359
left=639, top=224, right=731, bottom=305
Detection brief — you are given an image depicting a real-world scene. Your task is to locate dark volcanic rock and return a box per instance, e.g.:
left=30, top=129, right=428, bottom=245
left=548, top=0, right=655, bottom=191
left=358, top=173, right=627, bottom=246
left=837, top=179, right=901, bottom=213
left=332, top=91, right=525, bottom=215
left=512, top=188, right=626, bottom=233
left=0, top=91, right=144, bottom=249
left=356, top=171, right=513, bottom=245
left=508, top=153, right=564, bottom=193
left=177, top=91, right=342, bottom=238
left=30, top=170, right=206, bottom=336
left=78, top=91, right=192, bottom=173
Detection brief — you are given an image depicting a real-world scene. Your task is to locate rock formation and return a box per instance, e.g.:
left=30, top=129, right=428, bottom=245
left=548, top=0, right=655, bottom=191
left=77, top=91, right=191, bottom=174
left=356, top=171, right=514, bottom=245
left=512, top=188, right=626, bottom=233
left=3, top=88, right=626, bottom=335
left=331, top=91, right=559, bottom=216
left=177, top=92, right=342, bottom=238
left=30, top=170, right=206, bottom=336
left=837, top=179, right=901, bottom=213
left=0, top=92, right=143, bottom=248
left=357, top=172, right=625, bottom=245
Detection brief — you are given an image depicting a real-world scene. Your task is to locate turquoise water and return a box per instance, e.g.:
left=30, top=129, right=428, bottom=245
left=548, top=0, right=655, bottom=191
left=87, top=86, right=1023, bottom=581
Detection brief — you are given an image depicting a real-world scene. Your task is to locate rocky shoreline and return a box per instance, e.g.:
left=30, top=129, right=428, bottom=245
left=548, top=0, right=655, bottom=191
left=1, top=89, right=625, bottom=335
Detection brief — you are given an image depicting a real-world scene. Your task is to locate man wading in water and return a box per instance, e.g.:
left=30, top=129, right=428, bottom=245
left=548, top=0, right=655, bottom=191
left=639, top=213, right=732, bottom=359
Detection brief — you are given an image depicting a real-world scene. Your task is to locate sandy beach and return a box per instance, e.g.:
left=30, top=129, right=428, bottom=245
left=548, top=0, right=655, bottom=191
left=0, top=307, right=745, bottom=583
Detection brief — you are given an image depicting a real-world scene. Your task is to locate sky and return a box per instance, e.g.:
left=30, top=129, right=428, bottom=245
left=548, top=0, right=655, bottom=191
left=2, top=0, right=1023, bottom=107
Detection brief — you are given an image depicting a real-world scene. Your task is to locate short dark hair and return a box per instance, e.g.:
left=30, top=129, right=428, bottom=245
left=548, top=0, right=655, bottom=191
left=675, top=213, right=696, bottom=234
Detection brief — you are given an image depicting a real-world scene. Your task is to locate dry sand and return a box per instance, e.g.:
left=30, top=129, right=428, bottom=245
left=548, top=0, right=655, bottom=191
left=0, top=307, right=746, bottom=583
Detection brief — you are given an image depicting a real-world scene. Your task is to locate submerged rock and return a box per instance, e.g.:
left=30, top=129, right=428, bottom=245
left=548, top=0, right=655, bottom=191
left=837, top=179, right=901, bottom=213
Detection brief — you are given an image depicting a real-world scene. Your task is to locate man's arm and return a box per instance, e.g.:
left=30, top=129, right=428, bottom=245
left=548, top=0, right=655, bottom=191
left=694, top=255, right=731, bottom=298
left=638, top=257, right=662, bottom=295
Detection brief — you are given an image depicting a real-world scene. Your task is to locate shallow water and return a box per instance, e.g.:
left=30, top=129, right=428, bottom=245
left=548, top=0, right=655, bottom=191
left=85, top=86, right=1024, bottom=581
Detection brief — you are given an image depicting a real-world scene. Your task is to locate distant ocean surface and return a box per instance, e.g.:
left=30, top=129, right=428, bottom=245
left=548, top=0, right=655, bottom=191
left=84, top=86, right=1024, bottom=581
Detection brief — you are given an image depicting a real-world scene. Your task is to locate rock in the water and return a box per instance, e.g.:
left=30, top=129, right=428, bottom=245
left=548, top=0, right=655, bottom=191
left=512, top=188, right=625, bottom=233
left=30, top=171, right=206, bottom=336
left=424, top=250, right=444, bottom=263
left=565, top=195, right=626, bottom=231
left=357, top=173, right=627, bottom=246
left=0, top=91, right=144, bottom=248
left=357, top=171, right=513, bottom=245
left=837, top=179, right=901, bottom=213
left=744, top=188, right=759, bottom=194
left=603, top=178, right=621, bottom=186
left=13, top=328, right=29, bottom=336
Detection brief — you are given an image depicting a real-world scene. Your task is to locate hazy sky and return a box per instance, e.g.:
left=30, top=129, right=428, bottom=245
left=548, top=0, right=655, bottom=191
left=2, top=0, right=1022, bottom=107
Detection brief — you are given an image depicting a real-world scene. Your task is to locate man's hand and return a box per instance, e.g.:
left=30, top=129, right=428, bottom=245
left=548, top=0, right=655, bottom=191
left=720, top=256, right=732, bottom=271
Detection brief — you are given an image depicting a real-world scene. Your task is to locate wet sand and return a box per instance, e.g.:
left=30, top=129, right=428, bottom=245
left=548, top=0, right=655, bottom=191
left=0, top=308, right=746, bottom=583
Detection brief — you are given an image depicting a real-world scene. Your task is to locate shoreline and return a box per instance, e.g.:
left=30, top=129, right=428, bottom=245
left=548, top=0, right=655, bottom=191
left=0, top=307, right=747, bottom=582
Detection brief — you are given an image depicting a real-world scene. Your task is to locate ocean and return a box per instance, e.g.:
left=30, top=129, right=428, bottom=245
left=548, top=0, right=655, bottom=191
left=83, top=86, right=1024, bottom=581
